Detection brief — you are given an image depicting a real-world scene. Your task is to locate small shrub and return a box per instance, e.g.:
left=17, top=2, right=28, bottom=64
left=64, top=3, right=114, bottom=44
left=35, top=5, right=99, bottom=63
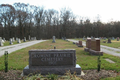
left=4, top=51, right=8, bottom=72
left=97, top=54, right=101, bottom=72
left=46, top=73, right=58, bottom=80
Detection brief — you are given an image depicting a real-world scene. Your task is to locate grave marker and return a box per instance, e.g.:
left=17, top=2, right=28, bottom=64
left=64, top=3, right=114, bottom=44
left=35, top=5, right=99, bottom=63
left=107, top=38, right=111, bottom=43
left=17, top=38, right=21, bottom=43
left=0, top=37, right=3, bottom=46
left=23, top=49, right=81, bottom=75
left=77, top=41, right=83, bottom=47
left=23, top=37, right=26, bottom=42
left=52, top=36, right=55, bottom=43
left=10, top=38, right=13, bottom=45
left=117, top=37, right=119, bottom=41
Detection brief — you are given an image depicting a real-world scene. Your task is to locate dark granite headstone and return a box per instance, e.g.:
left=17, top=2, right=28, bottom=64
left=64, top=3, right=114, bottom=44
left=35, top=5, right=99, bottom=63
left=84, top=38, right=91, bottom=52
left=107, top=39, right=111, bottom=43
left=23, top=49, right=81, bottom=75
left=78, top=41, right=83, bottom=47
left=86, top=38, right=91, bottom=49
left=117, top=37, right=119, bottom=41
left=91, top=38, right=100, bottom=51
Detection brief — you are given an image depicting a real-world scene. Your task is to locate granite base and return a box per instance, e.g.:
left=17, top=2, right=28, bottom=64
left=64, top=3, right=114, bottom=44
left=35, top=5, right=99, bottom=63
left=89, top=49, right=103, bottom=56
left=78, top=45, right=83, bottom=47
left=23, top=64, right=81, bottom=75
left=84, top=48, right=89, bottom=52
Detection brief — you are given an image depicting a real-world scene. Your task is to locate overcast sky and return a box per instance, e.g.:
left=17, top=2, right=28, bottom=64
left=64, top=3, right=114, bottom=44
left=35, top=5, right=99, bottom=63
left=1, top=0, right=120, bottom=23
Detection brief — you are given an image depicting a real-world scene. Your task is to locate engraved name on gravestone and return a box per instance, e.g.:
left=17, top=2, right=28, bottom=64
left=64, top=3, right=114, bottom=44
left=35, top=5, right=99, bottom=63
left=29, top=49, right=76, bottom=68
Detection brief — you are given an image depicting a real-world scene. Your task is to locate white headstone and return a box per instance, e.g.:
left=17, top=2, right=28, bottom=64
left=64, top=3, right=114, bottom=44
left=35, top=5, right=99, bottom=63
left=52, top=36, right=55, bottom=43
left=23, top=37, right=26, bottom=42
left=10, top=38, right=13, bottom=45
left=0, top=37, right=3, bottom=46
left=12, top=37, right=15, bottom=42
left=29, top=35, right=30, bottom=41
left=16, top=37, right=18, bottom=41
left=17, top=38, right=21, bottom=43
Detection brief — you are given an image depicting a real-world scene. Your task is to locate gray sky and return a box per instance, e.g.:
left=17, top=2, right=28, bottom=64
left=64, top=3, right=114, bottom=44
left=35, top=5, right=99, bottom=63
left=1, top=0, right=120, bottom=23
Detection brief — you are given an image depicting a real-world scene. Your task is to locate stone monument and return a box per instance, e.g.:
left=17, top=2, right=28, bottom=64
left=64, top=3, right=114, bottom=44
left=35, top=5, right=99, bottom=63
left=0, top=37, right=3, bottom=46
left=117, top=37, right=119, bottom=41
left=107, top=38, right=111, bottom=43
left=17, top=38, right=21, bottom=43
left=84, top=38, right=91, bottom=52
left=23, top=49, right=81, bottom=75
left=23, top=37, right=26, bottom=42
left=29, top=35, right=30, bottom=41
left=77, top=41, right=83, bottom=47
left=12, top=37, right=15, bottom=42
left=52, top=36, right=55, bottom=43
left=10, top=38, right=13, bottom=45
left=89, top=38, right=103, bottom=56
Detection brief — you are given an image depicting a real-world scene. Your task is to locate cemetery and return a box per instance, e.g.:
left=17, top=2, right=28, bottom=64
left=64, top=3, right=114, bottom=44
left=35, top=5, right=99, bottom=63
left=1, top=2, right=120, bottom=80
left=0, top=38, right=120, bottom=80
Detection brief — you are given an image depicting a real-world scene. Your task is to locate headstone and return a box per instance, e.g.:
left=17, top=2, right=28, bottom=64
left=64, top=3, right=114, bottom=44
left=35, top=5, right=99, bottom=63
left=85, top=38, right=103, bottom=56
left=17, top=38, right=21, bottom=43
left=23, top=37, right=26, bottom=42
left=91, top=36, right=93, bottom=39
left=10, top=38, right=13, bottom=45
left=16, top=37, right=18, bottom=41
left=73, top=42, right=75, bottom=44
left=34, top=37, right=36, bottom=40
left=23, top=49, right=81, bottom=75
left=103, top=41, right=106, bottom=43
left=84, top=38, right=91, bottom=52
left=3, top=38, right=6, bottom=41
left=104, top=37, right=106, bottom=40
left=2, top=39, right=5, bottom=43
left=64, top=37, right=66, bottom=40
left=117, top=37, right=119, bottom=41
left=52, top=36, right=55, bottom=43
left=86, top=38, right=91, bottom=49
left=91, top=38, right=100, bottom=51
left=107, top=39, right=111, bottom=43
left=29, top=35, right=30, bottom=41
left=77, top=41, right=83, bottom=47
left=12, top=37, right=15, bottom=42
left=0, top=37, right=3, bottom=46
left=112, top=37, right=115, bottom=40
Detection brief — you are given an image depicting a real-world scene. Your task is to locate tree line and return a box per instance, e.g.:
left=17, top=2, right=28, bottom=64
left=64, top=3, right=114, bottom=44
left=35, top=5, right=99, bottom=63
left=0, top=3, right=120, bottom=40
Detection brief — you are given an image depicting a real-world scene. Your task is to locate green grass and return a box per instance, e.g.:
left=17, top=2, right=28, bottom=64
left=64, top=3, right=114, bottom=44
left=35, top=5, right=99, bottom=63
left=101, top=76, right=120, bottom=80
left=0, top=39, right=120, bottom=71
left=100, top=39, right=120, bottom=48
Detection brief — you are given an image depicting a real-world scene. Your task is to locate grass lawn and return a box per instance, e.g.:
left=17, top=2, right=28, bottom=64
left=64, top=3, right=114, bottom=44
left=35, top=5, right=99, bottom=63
left=0, top=39, right=120, bottom=79
left=100, top=39, right=120, bottom=48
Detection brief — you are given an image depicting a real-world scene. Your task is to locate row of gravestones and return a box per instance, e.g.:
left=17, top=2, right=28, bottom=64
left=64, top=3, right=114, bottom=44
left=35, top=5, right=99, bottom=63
left=84, top=38, right=103, bottom=56
left=0, top=37, right=27, bottom=46
left=0, top=36, right=37, bottom=46
left=77, top=36, right=119, bottom=41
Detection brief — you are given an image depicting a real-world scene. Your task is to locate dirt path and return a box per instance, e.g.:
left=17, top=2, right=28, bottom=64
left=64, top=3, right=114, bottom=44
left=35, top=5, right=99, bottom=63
left=67, top=39, right=120, bottom=57
left=0, top=40, right=47, bottom=57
